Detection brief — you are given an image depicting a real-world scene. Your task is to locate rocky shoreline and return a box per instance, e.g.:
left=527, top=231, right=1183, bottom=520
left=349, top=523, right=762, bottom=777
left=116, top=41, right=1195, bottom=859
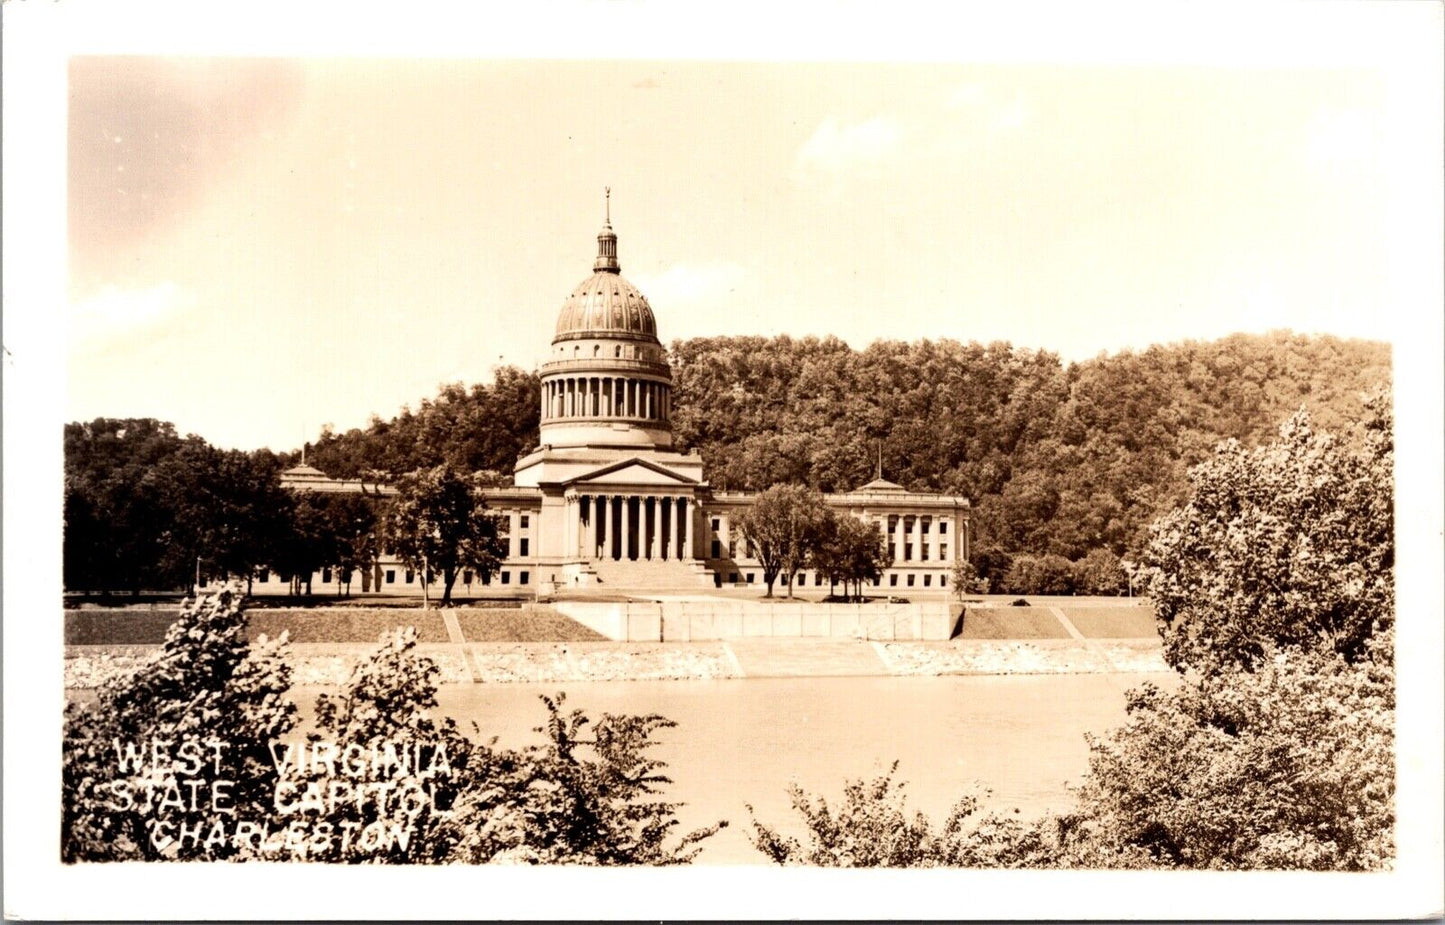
left=64, top=637, right=1167, bottom=689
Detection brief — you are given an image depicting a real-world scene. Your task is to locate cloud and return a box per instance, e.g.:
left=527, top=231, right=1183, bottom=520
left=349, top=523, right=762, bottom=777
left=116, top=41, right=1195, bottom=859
left=793, top=116, right=904, bottom=182
left=633, top=262, right=746, bottom=308
left=69, top=281, right=195, bottom=345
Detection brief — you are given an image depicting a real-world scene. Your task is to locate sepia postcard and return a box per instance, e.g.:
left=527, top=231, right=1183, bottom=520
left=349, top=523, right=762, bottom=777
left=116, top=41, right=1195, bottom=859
left=4, top=0, right=1442, bottom=920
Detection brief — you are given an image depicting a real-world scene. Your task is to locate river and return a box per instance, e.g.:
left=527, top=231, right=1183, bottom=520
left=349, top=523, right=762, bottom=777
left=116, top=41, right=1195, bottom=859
left=300, top=670, right=1175, bottom=864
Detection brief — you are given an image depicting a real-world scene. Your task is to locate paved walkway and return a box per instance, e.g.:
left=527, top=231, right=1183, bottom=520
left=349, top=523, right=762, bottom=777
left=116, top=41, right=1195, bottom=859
left=725, top=639, right=888, bottom=678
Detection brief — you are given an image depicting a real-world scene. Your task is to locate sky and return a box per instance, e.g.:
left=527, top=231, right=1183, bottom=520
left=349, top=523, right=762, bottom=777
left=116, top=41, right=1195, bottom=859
left=51, top=11, right=1441, bottom=455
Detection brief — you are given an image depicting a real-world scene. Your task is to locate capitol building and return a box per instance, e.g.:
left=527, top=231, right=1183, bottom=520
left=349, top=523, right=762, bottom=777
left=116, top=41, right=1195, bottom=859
left=281, top=200, right=970, bottom=597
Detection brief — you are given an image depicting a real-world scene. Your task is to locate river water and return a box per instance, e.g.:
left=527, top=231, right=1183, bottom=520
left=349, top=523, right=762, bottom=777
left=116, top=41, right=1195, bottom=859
left=298, top=671, right=1176, bottom=864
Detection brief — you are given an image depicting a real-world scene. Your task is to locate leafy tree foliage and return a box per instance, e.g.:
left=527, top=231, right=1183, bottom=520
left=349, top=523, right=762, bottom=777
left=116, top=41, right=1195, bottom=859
left=734, top=484, right=830, bottom=598
left=63, top=591, right=723, bottom=865
left=669, top=331, right=1388, bottom=568
left=62, top=585, right=297, bottom=861
left=748, top=763, right=1046, bottom=868
left=811, top=513, right=891, bottom=601
left=384, top=464, right=506, bottom=605
left=64, top=419, right=293, bottom=593
left=445, top=693, right=726, bottom=865
left=1139, top=401, right=1393, bottom=674
left=1002, top=553, right=1076, bottom=595
left=305, top=368, right=540, bottom=479
left=1061, top=638, right=1395, bottom=870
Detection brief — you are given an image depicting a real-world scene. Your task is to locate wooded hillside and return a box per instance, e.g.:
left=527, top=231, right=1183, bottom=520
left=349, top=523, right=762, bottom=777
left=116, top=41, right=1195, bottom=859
left=305, top=329, right=1389, bottom=565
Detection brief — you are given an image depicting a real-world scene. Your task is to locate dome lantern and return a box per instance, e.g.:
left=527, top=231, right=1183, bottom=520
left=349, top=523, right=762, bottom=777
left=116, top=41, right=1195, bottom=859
left=593, top=186, right=620, bottom=274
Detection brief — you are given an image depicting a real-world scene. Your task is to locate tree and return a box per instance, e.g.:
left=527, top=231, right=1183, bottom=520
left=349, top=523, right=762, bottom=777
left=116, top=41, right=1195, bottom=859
left=385, top=464, right=506, bottom=606
left=734, top=484, right=829, bottom=598
left=1059, top=638, right=1395, bottom=870
left=62, top=585, right=296, bottom=861
left=1138, top=404, right=1393, bottom=675
left=323, top=493, right=383, bottom=597
left=1002, top=553, right=1075, bottom=595
left=814, top=514, right=890, bottom=602
left=1071, top=548, right=1126, bottom=596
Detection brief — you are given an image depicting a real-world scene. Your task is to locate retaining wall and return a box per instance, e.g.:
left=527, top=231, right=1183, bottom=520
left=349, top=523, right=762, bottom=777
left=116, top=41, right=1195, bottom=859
left=553, top=600, right=955, bottom=642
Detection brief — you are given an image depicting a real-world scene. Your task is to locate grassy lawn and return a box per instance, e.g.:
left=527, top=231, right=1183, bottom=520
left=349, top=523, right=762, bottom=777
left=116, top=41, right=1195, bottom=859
left=1058, top=606, right=1158, bottom=638
left=455, top=607, right=607, bottom=642
left=957, top=607, right=1071, bottom=639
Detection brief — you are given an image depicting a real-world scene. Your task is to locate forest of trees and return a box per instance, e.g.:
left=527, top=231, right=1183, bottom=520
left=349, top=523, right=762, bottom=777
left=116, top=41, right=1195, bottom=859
left=64, top=330, right=1389, bottom=593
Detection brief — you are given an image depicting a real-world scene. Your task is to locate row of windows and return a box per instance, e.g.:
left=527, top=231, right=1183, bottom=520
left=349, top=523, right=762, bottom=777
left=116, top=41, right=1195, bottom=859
left=714, top=571, right=949, bottom=589
left=246, top=568, right=530, bottom=587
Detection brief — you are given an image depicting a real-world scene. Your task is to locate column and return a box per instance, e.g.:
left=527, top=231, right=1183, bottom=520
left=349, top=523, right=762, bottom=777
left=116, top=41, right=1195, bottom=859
left=679, top=498, right=691, bottom=560
left=893, top=515, right=905, bottom=564
left=913, top=514, right=923, bottom=564
left=563, top=496, right=575, bottom=560
left=648, top=498, right=661, bottom=559
left=626, top=495, right=637, bottom=560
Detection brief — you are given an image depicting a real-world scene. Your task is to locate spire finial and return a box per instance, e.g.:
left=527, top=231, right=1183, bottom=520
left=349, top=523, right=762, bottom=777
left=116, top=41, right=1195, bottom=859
left=876, top=440, right=883, bottom=480
left=594, top=189, right=620, bottom=273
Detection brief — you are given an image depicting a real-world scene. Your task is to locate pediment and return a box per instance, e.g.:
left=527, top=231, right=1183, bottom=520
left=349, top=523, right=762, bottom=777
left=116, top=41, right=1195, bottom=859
left=563, top=457, right=698, bottom=488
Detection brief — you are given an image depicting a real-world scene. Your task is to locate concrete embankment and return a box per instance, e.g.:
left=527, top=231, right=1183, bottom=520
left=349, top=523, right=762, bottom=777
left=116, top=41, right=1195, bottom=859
left=63, top=598, right=1167, bottom=688
left=64, top=637, right=1167, bottom=689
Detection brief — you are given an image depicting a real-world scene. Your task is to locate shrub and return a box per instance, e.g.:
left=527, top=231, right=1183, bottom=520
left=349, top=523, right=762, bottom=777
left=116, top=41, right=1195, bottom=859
left=1003, top=554, right=1075, bottom=595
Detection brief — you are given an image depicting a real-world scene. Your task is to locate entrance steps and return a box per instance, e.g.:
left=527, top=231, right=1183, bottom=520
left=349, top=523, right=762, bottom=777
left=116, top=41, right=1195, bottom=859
left=588, top=557, right=712, bottom=590
left=726, top=639, right=887, bottom=678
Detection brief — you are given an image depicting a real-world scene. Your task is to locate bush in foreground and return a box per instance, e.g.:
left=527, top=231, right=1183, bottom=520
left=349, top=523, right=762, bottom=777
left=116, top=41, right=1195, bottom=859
left=63, top=588, right=721, bottom=864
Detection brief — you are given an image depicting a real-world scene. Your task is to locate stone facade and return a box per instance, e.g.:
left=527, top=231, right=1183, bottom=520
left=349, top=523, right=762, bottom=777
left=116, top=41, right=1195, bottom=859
left=265, top=201, right=969, bottom=597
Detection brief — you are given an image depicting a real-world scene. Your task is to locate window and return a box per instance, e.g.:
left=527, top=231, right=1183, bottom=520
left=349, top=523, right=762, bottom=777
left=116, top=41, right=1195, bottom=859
left=940, top=544, right=948, bottom=560
left=728, top=540, right=736, bottom=557
left=711, top=518, right=720, bottom=531
left=940, top=522, right=948, bottom=534
left=615, top=346, right=622, bottom=357
left=257, top=569, right=269, bottom=583
left=941, top=575, right=948, bottom=587
left=711, top=540, right=721, bottom=558
left=386, top=570, right=396, bottom=584
left=405, top=569, right=414, bottom=584
left=924, top=574, right=932, bottom=587
left=593, top=345, right=600, bottom=356
left=322, top=568, right=332, bottom=584
left=714, top=573, right=722, bottom=587
left=798, top=574, right=806, bottom=587
left=907, top=574, right=915, bottom=587
left=922, top=543, right=930, bottom=561
left=520, top=538, right=530, bottom=557
left=904, top=543, right=913, bottom=562
left=889, top=574, right=898, bottom=587
left=747, top=573, right=755, bottom=584
left=521, top=515, right=530, bottom=528
left=519, top=572, right=529, bottom=585
left=463, top=569, right=473, bottom=585
left=501, top=571, right=511, bottom=585
left=921, top=519, right=931, bottom=534
left=729, top=573, right=738, bottom=584
left=873, top=576, right=881, bottom=586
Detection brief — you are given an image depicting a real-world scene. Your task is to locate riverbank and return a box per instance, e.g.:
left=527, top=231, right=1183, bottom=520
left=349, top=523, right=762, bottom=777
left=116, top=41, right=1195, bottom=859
left=64, top=636, right=1168, bottom=689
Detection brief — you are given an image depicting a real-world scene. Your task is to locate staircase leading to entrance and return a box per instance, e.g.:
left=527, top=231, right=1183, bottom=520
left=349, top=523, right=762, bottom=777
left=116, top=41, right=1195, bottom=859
left=589, top=557, right=712, bottom=590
